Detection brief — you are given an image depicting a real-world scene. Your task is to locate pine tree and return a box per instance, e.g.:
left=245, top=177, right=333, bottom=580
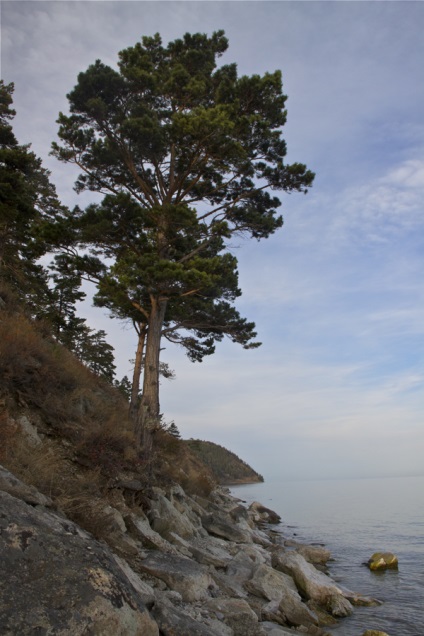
left=0, top=81, right=64, bottom=304
left=51, top=31, right=314, bottom=451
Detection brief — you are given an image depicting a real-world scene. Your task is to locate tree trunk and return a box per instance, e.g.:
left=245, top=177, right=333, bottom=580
left=129, top=323, right=146, bottom=424
left=136, top=297, right=168, bottom=454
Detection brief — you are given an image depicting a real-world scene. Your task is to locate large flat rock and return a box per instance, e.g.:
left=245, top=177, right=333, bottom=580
left=202, top=513, right=253, bottom=543
left=272, top=550, right=353, bottom=617
left=152, top=600, right=225, bottom=636
left=246, top=564, right=318, bottom=627
left=137, top=551, right=216, bottom=602
left=0, top=490, right=158, bottom=635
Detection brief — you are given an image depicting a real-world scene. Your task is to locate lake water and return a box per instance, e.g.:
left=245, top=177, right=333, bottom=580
left=231, top=475, right=424, bottom=636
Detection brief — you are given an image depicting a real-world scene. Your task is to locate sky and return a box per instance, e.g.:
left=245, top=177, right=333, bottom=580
left=2, top=1, right=423, bottom=481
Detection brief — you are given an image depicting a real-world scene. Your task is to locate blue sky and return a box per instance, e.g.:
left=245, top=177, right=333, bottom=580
left=2, top=1, right=423, bottom=480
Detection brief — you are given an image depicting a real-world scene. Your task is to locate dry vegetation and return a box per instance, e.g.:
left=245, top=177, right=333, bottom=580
left=186, top=439, right=264, bottom=484
left=0, top=284, right=215, bottom=543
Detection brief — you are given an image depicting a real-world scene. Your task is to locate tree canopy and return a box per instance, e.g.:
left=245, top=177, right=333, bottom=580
left=51, top=31, right=314, bottom=451
left=0, top=81, right=116, bottom=382
left=0, top=81, right=59, bottom=302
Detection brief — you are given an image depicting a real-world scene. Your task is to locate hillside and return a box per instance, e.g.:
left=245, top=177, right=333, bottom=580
left=0, top=285, right=218, bottom=509
left=0, top=285, right=260, bottom=517
left=185, top=439, right=264, bottom=485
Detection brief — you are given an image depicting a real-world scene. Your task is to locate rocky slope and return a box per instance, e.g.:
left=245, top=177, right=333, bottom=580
left=0, top=456, right=380, bottom=635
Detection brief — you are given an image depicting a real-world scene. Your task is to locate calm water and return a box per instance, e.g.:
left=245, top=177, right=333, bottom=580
left=231, top=476, right=424, bottom=636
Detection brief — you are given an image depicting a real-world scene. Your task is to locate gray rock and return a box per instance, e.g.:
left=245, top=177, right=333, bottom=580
left=246, top=564, right=295, bottom=602
left=246, top=564, right=318, bottom=627
left=207, top=598, right=266, bottom=636
left=169, top=485, right=206, bottom=527
left=295, top=545, right=331, bottom=566
left=107, top=529, right=143, bottom=558
left=251, top=528, right=274, bottom=547
left=17, top=415, right=42, bottom=446
left=210, top=570, right=248, bottom=599
left=102, top=504, right=127, bottom=534
left=0, top=464, right=52, bottom=507
left=188, top=536, right=234, bottom=567
left=202, top=513, right=253, bottom=543
left=137, top=551, right=216, bottom=601
left=272, top=550, right=353, bottom=617
left=112, top=554, right=156, bottom=605
left=237, top=543, right=271, bottom=566
left=228, top=504, right=251, bottom=524
left=0, top=490, right=158, bottom=635
left=149, top=492, right=200, bottom=541
left=125, top=511, right=180, bottom=554
left=152, top=600, right=224, bottom=636
left=249, top=501, right=281, bottom=524
left=227, top=551, right=256, bottom=584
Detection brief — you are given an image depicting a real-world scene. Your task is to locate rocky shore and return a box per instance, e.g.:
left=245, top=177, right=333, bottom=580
left=0, top=464, right=381, bottom=635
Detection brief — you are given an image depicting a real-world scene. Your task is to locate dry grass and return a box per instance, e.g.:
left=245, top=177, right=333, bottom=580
left=76, top=420, right=143, bottom=478
left=0, top=424, right=122, bottom=541
left=0, top=306, right=130, bottom=436
left=0, top=287, right=217, bottom=544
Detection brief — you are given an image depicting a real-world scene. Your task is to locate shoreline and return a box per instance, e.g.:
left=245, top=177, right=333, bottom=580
left=1, top=466, right=383, bottom=635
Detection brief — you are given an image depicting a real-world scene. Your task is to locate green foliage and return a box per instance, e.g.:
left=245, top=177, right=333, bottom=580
left=0, top=83, right=116, bottom=384
left=166, top=421, right=181, bottom=439
left=72, top=327, right=116, bottom=381
left=114, top=375, right=132, bottom=401
left=186, top=439, right=264, bottom=485
left=0, top=81, right=65, bottom=301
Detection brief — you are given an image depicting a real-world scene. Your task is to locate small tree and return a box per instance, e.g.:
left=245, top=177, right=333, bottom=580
left=167, top=422, right=181, bottom=439
left=52, top=31, right=314, bottom=450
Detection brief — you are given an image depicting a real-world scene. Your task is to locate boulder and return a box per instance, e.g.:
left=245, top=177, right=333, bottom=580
left=227, top=551, right=257, bottom=584
left=202, top=513, right=253, bottom=543
left=272, top=550, right=353, bottom=617
left=125, top=511, right=179, bottom=554
left=137, top=551, right=216, bottom=602
left=112, top=554, right=156, bottom=606
left=106, top=529, right=143, bottom=558
left=295, top=545, right=331, bottom=566
left=207, top=598, right=266, bottom=636
left=246, top=564, right=318, bottom=627
left=251, top=527, right=274, bottom=547
left=249, top=501, right=281, bottom=524
left=152, top=600, right=224, bottom=636
left=102, top=504, right=127, bottom=534
left=367, top=552, right=398, bottom=571
left=17, top=415, right=43, bottom=446
left=246, top=563, right=296, bottom=602
left=240, top=542, right=271, bottom=566
left=149, top=492, right=200, bottom=541
left=168, top=486, right=206, bottom=529
left=0, top=490, right=158, bottom=635
left=210, top=569, right=248, bottom=599
left=188, top=536, right=234, bottom=568
left=228, top=503, right=251, bottom=523
left=362, top=631, right=390, bottom=636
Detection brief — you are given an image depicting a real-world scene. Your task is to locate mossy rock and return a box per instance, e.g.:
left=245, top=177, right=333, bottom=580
left=362, top=630, right=390, bottom=636
left=367, top=552, right=398, bottom=571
